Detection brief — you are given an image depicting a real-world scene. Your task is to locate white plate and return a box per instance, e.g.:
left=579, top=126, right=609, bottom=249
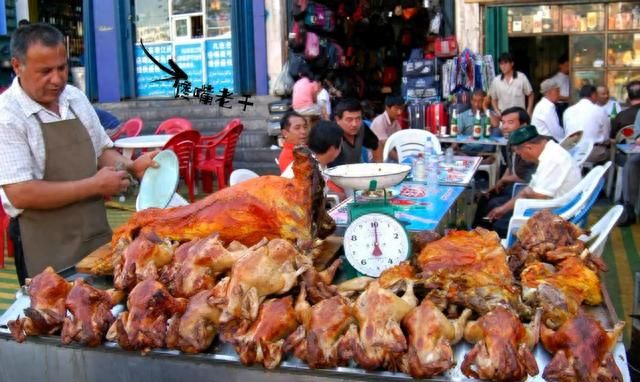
left=136, top=150, right=179, bottom=211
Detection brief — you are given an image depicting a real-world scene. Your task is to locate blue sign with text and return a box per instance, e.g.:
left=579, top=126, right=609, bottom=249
left=205, top=38, right=234, bottom=93
left=135, top=43, right=173, bottom=97
left=175, top=42, right=204, bottom=89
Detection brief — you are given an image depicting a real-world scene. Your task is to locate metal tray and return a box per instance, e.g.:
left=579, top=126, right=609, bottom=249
left=0, top=269, right=630, bottom=382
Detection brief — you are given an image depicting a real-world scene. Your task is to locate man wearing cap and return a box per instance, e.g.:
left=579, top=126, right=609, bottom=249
left=370, top=95, right=405, bottom=161
left=482, top=125, right=581, bottom=236
left=532, top=78, right=564, bottom=142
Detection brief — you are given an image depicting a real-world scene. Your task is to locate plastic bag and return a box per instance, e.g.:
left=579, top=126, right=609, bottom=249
left=273, top=62, right=294, bottom=96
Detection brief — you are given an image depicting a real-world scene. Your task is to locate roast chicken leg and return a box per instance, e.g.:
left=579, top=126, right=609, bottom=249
left=461, top=307, right=541, bottom=382
left=541, top=313, right=625, bottom=382
left=8, top=267, right=72, bottom=342
left=61, top=279, right=124, bottom=347
left=113, top=232, right=175, bottom=291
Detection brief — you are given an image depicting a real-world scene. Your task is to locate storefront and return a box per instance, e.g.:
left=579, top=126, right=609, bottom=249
left=469, top=0, right=640, bottom=103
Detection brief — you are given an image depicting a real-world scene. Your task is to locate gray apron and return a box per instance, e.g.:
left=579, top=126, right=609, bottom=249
left=18, top=106, right=112, bottom=276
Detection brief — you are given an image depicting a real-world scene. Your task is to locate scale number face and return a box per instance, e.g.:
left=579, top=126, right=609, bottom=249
left=343, top=213, right=410, bottom=277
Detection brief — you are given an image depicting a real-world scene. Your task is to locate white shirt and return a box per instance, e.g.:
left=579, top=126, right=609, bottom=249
left=370, top=111, right=402, bottom=140
left=550, top=72, right=570, bottom=98
left=317, top=88, right=331, bottom=117
left=0, top=77, right=113, bottom=217
left=529, top=140, right=582, bottom=197
left=488, top=71, right=533, bottom=112
left=532, top=97, right=564, bottom=141
left=563, top=99, right=610, bottom=144
left=601, top=99, right=622, bottom=117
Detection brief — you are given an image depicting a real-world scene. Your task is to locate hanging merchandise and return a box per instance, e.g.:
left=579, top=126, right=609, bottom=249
left=289, top=21, right=306, bottom=52
left=273, top=62, right=295, bottom=96
left=434, top=36, right=458, bottom=58
left=304, top=2, right=336, bottom=32
left=440, top=48, right=496, bottom=98
left=425, top=102, right=448, bottom=134
left=304, top=32, right=322, bottom=59
left=429, top=10, right=442, bottom=34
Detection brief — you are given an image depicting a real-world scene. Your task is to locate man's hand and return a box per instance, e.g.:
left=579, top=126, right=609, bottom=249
left=486, top=205, right=507, bottom=221
left=93, top=167, right=130, bottom=197
left=128, top=150, right=160, bottom=180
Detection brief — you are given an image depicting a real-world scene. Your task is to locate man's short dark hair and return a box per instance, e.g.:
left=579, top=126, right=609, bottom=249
left=472, top=89, right=487, bottom=98
left=334, top=98, right=362, bottom=119
left=557, top=54, right=568, bottom=65
left=501, top=106, right=530, bottom=125
left=280, top=110, right=304, bottom=130
left=10, top=23, right=65, bottom=63
left=384, top=95, right=405, bottom=107
left=627, top=80, right=640, bottom=101
left=498, top=52, right=514, bottom=64
left=579, top=84, right=596, bottom=99
left=309, top=121, right=343, bottom=154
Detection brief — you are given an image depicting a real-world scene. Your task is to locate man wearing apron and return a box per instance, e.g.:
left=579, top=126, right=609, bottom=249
left=0, top=23, right=157, bottom=285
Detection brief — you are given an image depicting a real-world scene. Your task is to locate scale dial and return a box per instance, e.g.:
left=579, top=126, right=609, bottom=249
left=343, top=213, right=411, bottom=277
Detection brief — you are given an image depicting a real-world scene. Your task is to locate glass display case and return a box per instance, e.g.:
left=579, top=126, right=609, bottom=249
left=608, top=2, right=640, bottom=30
left=508, top=6, right=560, bottom=34
left=206, top=0, right=232, bottom=37
left=572, top=34, right=605, bottom=68
left=608, top=33, right=640, bottom=67
left=607, top=70, right=640, bottom=102
left=135, top=0, right=171, bottom=42
left=562, top=4, right=605, bottom=32
left=572, top=70, right=605, bottom=97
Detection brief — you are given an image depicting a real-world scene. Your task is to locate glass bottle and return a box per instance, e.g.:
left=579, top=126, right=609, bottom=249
left=472, top=110, right=482, bottom=139
left=450, top=109, right=458, bottom=137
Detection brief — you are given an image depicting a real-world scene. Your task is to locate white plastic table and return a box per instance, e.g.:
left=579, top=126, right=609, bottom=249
left=114, top=134, right=173, bottom=159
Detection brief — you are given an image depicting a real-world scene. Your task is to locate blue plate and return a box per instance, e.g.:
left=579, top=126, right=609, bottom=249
left=136, top=150, right=179, bottom=211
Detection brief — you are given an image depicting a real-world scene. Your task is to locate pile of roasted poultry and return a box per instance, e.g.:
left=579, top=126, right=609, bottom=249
left=6, top=147, right=625, bottom=382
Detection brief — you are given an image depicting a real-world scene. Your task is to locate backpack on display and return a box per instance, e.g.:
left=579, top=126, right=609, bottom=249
left=288, top=52, right=309, bottom=79
left=304, top=2, right=336, bottom=32
left=289, top=21, right=306, bottom=52
left=304, top=32, right=321, bottom=59
left=326, top=41, right=345, bottom=69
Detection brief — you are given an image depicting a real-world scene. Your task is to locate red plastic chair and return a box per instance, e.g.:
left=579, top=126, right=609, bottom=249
left=110, top=117, right=144, bottom=140
left=1, top=204, right=14, bottom=269
left=196, top=119, right=244, bottom=192
left=155, top=118, right=193, bottom=135
left=162, top=130, right=201, bottom=202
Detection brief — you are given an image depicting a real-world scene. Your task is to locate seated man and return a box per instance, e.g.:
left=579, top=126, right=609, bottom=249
left=456, top=89, right=500, bottom=156
left=329, top=98, right=381, bottom=166
left=474, top=107, right=536, bottom=227
left=94, top=107, right=121, bottom=139
left=532, top=78, right=564, bottom=142
left=370, top=95, right=405, bottom=161
left=281, top=120, right=344, bottom=199
left=563, top=85, right=610, bottom=163
left=277, top=110, right=309, bottom=173
left=481, top=125, right=582, bottom=237
left=618, top=133, right=640, bottom=226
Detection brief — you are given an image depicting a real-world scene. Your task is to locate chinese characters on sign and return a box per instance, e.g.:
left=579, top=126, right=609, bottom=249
left=205, top=38, right=234, bottom=93
left=175, top=81, right=254, bottom=110
left=135, top=43, right=173, bottom=97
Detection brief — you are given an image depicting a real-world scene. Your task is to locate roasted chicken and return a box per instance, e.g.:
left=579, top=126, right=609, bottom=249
left=284, top=287, right=354, bottom=369
left=299, top=258, right=341, bottom=304
left=339, top=279, right=417, bottom=371
left=61, top=279, right=124, bottom=347
left=8, top=267, right=72, bottom=342
left=231, top=296, right=299, bottom=369
left=210, top=238, right=309, bottom=323
left=165, top=279, right=228, bottom=353
left=113, top=232, right=175, bottom=291
left=111, top=148, right=335, bottom=252
left=417, top=228, right=529, bottom=317
left=400, top=300, right=471, bottom=378
left=461, top=307, right=541, bottom=382
left=160, top=233, right=246, bottom=298
left=107, top=279, right=187, bottom=351
left=521, top=256, right=602, bottom=329
left=541, top=313, right=625, bottom=382
left=508, top=210, right=589, bottom=273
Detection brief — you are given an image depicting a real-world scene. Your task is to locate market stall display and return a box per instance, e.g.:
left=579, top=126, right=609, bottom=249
left=0, top=148, right=630, bottom=381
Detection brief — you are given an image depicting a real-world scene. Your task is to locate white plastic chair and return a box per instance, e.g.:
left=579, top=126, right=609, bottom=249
left=504, top=162, right=611, bottom=246
left=383, top=129, right=442, bottom=163
left=229, top=169, right=259, bottom=186
left=578, top=205, right=623, bottom=258
left=569, top=139, right=594, bottom=168
left=559, top=130, right=583, bottom=151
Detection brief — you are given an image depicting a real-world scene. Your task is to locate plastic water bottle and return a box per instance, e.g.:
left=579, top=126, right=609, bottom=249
left=424, top=136, right=439, bottom=187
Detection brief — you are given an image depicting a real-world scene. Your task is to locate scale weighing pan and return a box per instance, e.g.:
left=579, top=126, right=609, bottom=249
left=136, top=149, right=180, bottom=211
left=324, top=163, right=411, bottom=190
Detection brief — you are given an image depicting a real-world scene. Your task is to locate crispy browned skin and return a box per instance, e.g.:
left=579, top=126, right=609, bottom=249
left=299, top=258, right=341, bottom=304
left=106, top=279, right=187, bottom=351
left=521, top=257, right=602, bottom=329
left=417, top=228, right=529, bottom=316
left=113, top=232, right=175, bottom=291
left=284, top=288, right=354, bottom=369
left=61, top=279, right=123, bottom=347
left=8, top=267, right=71, bottom=342
left=231, top=296, right=299, bottom=369
left=210, top=239, right=308, bottom=323
left=165, top=279, right=227, bottom=354
left=160, top=233, right=245, bottom=298
left=338, top=280, right=417, bottom=371
left=400, top=300, right=471, bottom=378
left=111, top=148, right=335, bottom=251
left=541, top=314, right=624, bottom=382
left=461, top=307, right=540, bottom=382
